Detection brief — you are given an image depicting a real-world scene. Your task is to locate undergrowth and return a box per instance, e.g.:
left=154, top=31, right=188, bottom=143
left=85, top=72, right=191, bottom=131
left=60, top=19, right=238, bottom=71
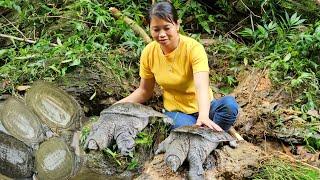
left=253, top=158, right=320, bottom=180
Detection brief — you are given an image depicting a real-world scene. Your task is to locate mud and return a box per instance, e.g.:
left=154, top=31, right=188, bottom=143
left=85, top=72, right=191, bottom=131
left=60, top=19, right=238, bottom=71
left=232, top=68, right=293, bottom=142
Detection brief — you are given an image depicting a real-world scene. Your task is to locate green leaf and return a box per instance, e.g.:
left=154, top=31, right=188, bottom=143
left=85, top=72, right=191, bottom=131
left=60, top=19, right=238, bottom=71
left=0, top=49, right=9, bottom=57
left=70, top=59, right=81, bottom=66
left=283, top=53, right=291, bottom=62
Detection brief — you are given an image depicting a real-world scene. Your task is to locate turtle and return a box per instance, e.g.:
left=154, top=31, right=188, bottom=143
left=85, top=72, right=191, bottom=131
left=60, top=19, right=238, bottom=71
left=155, top=125, right=237, bottom=180
left=0, top=131, right=34, bottom=178
left=0, top=97, right=45, bottom=146
left=25, top=82, right=82, bottom=133
left=35, top=137, right=78, bottom=180
left=84, top=102, right=173, bottom=155
left=35, top=133, right=134, bottom=180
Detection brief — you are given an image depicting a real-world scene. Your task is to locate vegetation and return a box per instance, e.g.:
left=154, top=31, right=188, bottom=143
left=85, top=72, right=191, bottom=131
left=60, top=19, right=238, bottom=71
left=253, top=158, right=320, bottom=180
left=1, top=0, right=319, bottom=178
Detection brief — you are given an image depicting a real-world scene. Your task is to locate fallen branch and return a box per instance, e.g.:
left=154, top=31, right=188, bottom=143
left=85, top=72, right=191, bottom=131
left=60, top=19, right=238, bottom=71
left=0, top=33, right=58, bottom=47
left=229, top=127, right=244, bottom=141
left=109, top=7, right=152, bottom=44
left=2, top=15, right=27, bottom=39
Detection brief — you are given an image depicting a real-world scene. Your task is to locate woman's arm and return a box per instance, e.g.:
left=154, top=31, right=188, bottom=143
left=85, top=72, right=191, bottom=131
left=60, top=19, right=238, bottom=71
left=194, top=71, right=223, bottom=131
left=117, top=77, right=155, bottom=104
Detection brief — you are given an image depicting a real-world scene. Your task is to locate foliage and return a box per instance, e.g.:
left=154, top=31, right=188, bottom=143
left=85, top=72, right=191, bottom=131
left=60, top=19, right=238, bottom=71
left=253, top=158, right=320, bottom=180
left=0, top=0, right=148, bottom=94
left=80, top=116, right=99, bottom=146
left=211, top=12, right=320, bottom=111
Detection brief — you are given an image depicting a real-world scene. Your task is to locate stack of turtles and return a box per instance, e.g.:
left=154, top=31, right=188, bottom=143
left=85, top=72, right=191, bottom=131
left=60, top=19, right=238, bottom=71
left=0, top=82, right=172, bottom=179
left=0, top=82, right=82, bottom=179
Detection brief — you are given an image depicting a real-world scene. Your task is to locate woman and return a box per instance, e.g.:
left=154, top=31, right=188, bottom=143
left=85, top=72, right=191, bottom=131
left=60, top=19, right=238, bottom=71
left=117, top=1, right=238, bottom=131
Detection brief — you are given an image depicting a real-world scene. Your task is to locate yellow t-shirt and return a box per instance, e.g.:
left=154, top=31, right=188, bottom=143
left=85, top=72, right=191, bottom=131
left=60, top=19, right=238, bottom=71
left=139, top=34, right=213, bottom=114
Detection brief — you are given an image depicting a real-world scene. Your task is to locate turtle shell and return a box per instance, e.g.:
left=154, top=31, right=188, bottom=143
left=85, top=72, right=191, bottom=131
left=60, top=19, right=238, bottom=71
left=172, top=125, right=235, bottom=143
left=25, top=82, right=81, bottom=132
left=0, top=131, right=34, bottom=178
left=101, top=102, right=173, bottom=125
left=0, top=97, right=44, bottom=144
left=35, top=137, right=75, bottom=180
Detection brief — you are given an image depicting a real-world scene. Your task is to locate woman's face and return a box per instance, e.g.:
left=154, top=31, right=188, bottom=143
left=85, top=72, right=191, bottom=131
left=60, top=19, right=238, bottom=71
left=150, top=16, right=179, bottom=48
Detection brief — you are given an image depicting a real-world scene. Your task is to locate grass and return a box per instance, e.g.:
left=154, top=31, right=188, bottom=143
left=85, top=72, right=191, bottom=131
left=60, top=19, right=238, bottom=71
left=253, top=158, right=320, bottom=180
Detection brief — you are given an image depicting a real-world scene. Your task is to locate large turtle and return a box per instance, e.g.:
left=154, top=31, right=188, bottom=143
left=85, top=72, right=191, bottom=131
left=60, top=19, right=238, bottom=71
left=35, top=131, right=138, bottom=180
left=0, top=131, right=34, bottom=178
left=0, top=97, right=44, bottom=146
left=84, top=102, right=172, bottom=155
left=35, top=137, right=78, bottom=180
left=25, top=82, right=82, bottom=133
left=155, top=125, right=237, bottom=180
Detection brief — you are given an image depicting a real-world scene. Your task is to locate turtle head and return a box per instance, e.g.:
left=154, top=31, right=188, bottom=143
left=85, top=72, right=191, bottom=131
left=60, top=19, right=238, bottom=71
left=166, top=155, right=181, bottom=172
left=86, top=139, right=99, bottom=150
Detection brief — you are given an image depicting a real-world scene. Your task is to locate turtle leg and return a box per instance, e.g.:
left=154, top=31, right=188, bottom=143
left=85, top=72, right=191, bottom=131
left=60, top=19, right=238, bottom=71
left=114, top=121, right=139, bottom=156
left=84, top=116, right=115, bottom=150
left=155, top=133, right=174, bottom=154
left=164, top=133, right=189, bottom=172
left=114, top=117, right=149, bottom=156
left=187, top=136, right=219, bottom=180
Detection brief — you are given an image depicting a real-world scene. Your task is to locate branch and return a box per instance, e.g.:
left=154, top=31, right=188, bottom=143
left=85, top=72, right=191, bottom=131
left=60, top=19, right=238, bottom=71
left=0, top=33, right=58, bottom=47
left=240, top=0, right=261, bottom=18
left=109, top=7, right=152, bottom=44
left=229, top=127, right=244, bottom=141
left=2, top=15, right=27, bottom=39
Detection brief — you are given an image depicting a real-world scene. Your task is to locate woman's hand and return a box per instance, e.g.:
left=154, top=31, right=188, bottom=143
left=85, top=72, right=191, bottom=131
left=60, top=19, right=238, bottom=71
left=196, top=116, right=223, bottom=131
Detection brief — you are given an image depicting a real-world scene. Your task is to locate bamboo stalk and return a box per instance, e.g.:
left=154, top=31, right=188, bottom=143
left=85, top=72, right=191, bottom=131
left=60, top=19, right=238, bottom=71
left=229, top=127, right=244, bottom=141
left=0, top=33, right=58, bottom=47
left=109, top=7, right=152, bottom=44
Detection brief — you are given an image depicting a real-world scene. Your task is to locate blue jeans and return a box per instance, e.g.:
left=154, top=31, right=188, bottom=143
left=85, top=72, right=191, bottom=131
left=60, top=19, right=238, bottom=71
left=164, top=96, right=238, bottom=131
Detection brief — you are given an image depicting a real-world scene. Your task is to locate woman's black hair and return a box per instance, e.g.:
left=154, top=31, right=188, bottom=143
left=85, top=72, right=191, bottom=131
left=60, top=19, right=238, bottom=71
left=148, top=1, right=178, bottom=24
